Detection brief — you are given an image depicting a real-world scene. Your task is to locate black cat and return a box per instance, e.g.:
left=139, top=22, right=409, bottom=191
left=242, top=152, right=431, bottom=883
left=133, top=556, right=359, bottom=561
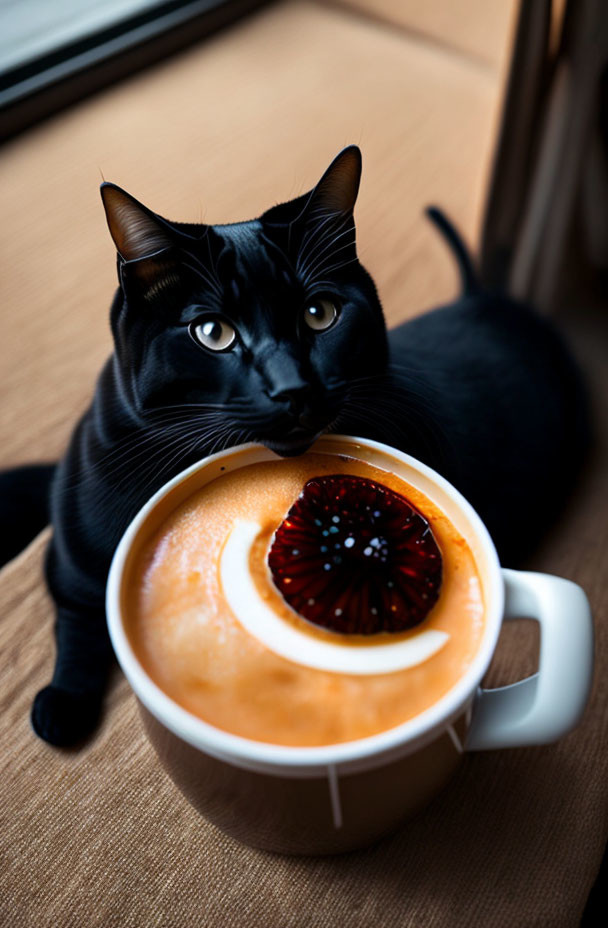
left=1, top=146, right=588, bottom=747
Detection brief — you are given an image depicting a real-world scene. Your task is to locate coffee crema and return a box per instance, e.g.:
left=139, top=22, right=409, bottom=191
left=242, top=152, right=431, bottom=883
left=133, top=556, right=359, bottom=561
left=125, top=452, right=485, bottom=746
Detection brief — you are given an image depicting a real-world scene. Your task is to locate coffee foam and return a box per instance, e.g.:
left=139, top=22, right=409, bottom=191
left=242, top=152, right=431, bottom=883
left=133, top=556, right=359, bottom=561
left=125, top=451, right=485, bottom=746
left=220, top=519, right=449, bottom=673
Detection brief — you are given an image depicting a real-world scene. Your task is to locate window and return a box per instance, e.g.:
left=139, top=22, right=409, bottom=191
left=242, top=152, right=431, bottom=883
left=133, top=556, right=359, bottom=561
left=0, top=0, right=269, bottom=139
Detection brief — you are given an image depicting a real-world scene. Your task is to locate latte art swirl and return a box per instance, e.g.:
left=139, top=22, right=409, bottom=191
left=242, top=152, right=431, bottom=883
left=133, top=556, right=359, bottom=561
left=220, top=519, right=449, bottom=674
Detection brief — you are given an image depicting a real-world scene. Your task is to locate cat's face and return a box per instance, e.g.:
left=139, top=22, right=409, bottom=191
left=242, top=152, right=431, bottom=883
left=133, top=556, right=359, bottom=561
left=101, top=147, right=388, bottom=456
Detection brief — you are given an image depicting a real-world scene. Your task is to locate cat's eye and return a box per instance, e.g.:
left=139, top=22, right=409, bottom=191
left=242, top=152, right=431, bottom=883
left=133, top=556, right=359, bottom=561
left=191, top=317, right=236, bottom=352
left=303, top=298, right=339, bottom=332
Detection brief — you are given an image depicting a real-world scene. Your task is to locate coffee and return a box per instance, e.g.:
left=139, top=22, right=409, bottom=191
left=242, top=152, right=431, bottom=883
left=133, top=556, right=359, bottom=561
left=124, top=449, right=484, bottom=746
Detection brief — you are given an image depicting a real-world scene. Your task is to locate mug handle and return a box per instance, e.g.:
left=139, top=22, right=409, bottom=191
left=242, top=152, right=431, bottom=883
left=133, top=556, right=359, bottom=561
left=465, top=569, right=593, bottom=751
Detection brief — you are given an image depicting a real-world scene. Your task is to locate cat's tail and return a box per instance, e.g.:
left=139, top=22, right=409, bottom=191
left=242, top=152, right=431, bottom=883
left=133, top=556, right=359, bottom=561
left=426, top=207, right=479, bottom=296
left=0, top=464, right=56, bottom=567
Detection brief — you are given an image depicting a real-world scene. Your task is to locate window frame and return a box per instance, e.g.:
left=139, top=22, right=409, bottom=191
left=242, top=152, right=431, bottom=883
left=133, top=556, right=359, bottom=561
left=0, top=0, right=272, bottom=142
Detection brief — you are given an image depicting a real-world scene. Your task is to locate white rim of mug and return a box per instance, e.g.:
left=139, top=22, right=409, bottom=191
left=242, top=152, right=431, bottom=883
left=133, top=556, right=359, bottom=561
left=106, top=435, right=504, bottom=775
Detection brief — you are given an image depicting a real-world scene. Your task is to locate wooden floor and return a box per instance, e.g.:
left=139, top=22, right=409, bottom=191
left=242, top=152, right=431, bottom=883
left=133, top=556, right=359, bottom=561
left=2, top=2, right=607, bottom=926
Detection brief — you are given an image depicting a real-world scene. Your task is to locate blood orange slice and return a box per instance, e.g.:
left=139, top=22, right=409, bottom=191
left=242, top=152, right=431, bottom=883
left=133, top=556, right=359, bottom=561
left=268, top=474, right=442, bottom=635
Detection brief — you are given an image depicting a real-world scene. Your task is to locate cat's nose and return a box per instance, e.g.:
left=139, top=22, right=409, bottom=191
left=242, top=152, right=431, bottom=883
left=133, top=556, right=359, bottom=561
left=272, top=385, right=312, bottom=417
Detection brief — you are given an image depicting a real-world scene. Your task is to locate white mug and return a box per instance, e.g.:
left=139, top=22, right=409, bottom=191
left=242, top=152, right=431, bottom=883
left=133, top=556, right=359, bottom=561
left=106, top=435, right=593, bottom=854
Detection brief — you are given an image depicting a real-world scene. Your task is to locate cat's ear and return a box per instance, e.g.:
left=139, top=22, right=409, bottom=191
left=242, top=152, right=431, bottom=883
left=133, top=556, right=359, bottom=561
left=261, top=147, right=362, bottom=235
left=286, top=146, right=361, bottom=268
left=100, top=183, right=186, bottom=302
left=100, top=183, right=175, bottom=261
left=306, top=146, right=362, bottom=216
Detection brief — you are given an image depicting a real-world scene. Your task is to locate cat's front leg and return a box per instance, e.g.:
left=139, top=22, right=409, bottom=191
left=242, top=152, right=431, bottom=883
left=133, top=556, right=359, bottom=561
left=31, top=601, right=113, bottom=747
left=31, top=497, right=116, bottom=746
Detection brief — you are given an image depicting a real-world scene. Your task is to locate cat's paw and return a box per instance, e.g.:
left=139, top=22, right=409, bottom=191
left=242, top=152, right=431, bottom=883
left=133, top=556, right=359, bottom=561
left=31, top=684, right=102, bottom=747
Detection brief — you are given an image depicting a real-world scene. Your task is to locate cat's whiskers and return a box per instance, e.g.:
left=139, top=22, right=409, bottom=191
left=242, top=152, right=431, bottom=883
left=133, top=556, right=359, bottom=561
left=206, top=419, right=240, bottom=458
left=296, top=218, right=354, bottom=281
left=146, top=399, right=255, bottom=414
left=339, top=400, right=413, bottom=449
left=55, top=416, right=211, bottom=496
left=342, top=383, right=435, bottom=429
left=180, top=260, right=223, bottom=305
left=62, top=407, right=233, bottom=500
left=343, top=366, right=443, bottom=408
left=183, top=257, right=221, bottom=295
left=100, top=421, right=222, bottom=499
left=143, top=404, right=253, bottom=427
left=347, top=378, right=440, bottom=414
left=305, top=255, right=359, bottom=283
left=205, top=231, right=223, bottom=294
left=181, top=247, right=223, bottom=299
left=237, top=426, right=255, bottom=447
left=296, top=210, right=346, bottom=269
left=140, top=419, right=227, bottom=491
left=107, top=415, right=237, bottom=525
left=301, top=261, right=359, bottom=294
left=95, top=411, right=224, bottom=474
left=297, top=218, right=354, bottom=267
left=53, top=417, right=215, bottom=531
left=297, top=222, right=356, bottom=287
left=220, top=424, right=248, bottom=454
left=340, top=390, right=453, bottom=471
left=388, top=360, right=447, bottom=378
left=299, top=238, right=357, bottom=291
